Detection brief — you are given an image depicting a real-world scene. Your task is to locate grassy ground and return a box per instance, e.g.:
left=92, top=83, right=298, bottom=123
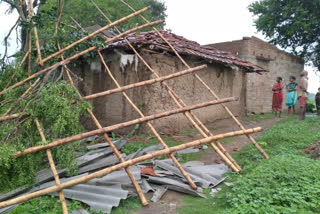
left=178, top=116, right=320, bottom=214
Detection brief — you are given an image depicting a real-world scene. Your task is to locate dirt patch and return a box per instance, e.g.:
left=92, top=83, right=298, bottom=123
left=133, top=116, right=282, bottom=214
left=304, top=141, right=320, bottom=159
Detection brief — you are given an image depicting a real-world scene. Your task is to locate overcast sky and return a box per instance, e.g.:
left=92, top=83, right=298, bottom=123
left=0, top=0, right=319, bottom=93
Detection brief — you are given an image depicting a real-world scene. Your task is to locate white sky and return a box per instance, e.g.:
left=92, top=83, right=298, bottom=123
left=1, top=0, right=319, bottom=93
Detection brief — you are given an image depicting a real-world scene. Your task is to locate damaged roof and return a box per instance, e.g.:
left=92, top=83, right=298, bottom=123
left=104, top=31, right=267, bottom=73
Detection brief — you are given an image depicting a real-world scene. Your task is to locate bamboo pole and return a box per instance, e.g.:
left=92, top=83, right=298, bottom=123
left=34, top=118, right=68, bottom=214
left=97, top=51, right=198, bottom=189
left=28, top=0, right=43, bottom=66
left=87, top=110, right=148, bottom=205
left=120, top=0, right=269, bottom=160
left=41, top=7, right=150, bottom=63
left=83, top=64, right=207, bottom=101
left=93, top=3, right=241, bottom=171
left=0, top=127, right=262, bottom=209
left=3, top=78, right=40, bottom=116
left=27, top=31, right=32, bottom=80
left=61, top=53, right=148, bottom=206
left=14, top=97, right=237, bottom=157
left=0, top=113, right=28, bottom=122
left=0, top=20, right=163, bottom=96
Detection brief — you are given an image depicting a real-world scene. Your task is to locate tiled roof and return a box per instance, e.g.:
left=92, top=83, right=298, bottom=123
left=104, top=31, right=267, bottom=73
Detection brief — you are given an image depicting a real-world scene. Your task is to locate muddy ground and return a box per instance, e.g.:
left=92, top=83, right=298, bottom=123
left=132, top=115, right=282, bottom=214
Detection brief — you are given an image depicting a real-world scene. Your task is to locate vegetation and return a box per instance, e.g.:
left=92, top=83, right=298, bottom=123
left=179, top=116, right=320, bottom=214
left=0, top=80, right=91, bottom=192
left=249, top=0, right=320, bottom=70
left=306, top=98, right=317, bottom=113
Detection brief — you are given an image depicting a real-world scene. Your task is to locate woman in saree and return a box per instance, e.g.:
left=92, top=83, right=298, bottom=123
left=286, top=76, right=298, bottom=116
left=272, top=77, right=284, bottom=117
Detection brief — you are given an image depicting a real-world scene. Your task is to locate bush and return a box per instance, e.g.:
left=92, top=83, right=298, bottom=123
left=0, top=81, right=91, bottom=192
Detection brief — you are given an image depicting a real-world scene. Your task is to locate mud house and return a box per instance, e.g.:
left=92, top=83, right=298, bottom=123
left=73, top=32, right=266, bottom=134
left=206, top=36, right=304, bottom=114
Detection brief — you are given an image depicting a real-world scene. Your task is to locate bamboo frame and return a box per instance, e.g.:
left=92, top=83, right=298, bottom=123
left=61, top=54, right=148, bottom=205
left=42, top=6, right=150, bottom=63
left=54, top=9, right=148, bottom=205
left=0, top=20, right=163, bottom=96
left=92, top=1, right=241, bottom=172
left=120, top=0, right=269, bottom=160
left=14, top=97, right=238, bottom=158
left=82, top=64, right=207, bottom=101
left=34, top=118, right=68, bottom=214
left=0, top=127, right=262, bottom=209
left=98, top=51, right=198, bottom=189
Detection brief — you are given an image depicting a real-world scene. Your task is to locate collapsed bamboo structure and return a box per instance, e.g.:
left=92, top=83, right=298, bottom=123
left=120, top=0, right=269, bottom=160
left=0, top=127, right=262, bottom=209
left=98, top=51, right=198, bottom=189
left=91, top=0, right=242, bottom=172
left=0, top=1, right=270, bottom=211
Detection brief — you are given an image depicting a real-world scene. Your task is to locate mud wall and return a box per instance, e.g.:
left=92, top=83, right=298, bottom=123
left=73, top=50, right=246, bottom=134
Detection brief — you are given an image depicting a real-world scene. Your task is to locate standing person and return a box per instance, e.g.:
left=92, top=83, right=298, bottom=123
left=272, top=77, right=284, bottom=117
left=316, top=87, right=320, bottom=116
left=286, top=76, right=298, bottom=116
left=297, top=70, right=309, bottom=120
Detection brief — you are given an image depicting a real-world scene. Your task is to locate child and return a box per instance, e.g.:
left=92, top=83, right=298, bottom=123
left=286, top=76, right=298, bottom=116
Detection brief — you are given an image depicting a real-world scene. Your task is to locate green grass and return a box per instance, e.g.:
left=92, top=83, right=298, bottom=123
left=8, top=196, right=83, bottom=214
left=178, top=116, right=320, bottom=214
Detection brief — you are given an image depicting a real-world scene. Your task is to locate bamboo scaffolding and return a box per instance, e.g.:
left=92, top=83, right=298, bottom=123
left=0, top=113, right=28, bottom=122
left=93, top=2, right=241, bottom=171
left=34, top=118, right=68, bottom=214
left=98, top=51, right=198, bottom=189
left=0, top=20, right=163, bottom=96
left=83, top=64, right=207, bottom=101
left=28, top=0, right=43, bottom=66
left=0, top=127, right=262, bottom=209
left=3, top=78, right=40, bottom=116
left=120, top=0, right=269, bottom=160
left=42, top=7, right=150, bottom=63
left=61, top=52, right=148, bottom=206
left=14, top=97, right=237, bottom=158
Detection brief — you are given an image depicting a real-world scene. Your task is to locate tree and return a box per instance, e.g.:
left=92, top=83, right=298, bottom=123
left=0, top=0, right=167, bottom=61
left=249, top=0, right=320, bottom=70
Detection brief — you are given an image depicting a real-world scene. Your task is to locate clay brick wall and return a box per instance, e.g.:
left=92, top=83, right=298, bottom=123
left=73, top=50, right=246, bottom=134
left=209, top=37, right=304, bottom=113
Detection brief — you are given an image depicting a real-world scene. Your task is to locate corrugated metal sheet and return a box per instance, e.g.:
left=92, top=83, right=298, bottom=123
left=104, top=31, right=267, bottom=73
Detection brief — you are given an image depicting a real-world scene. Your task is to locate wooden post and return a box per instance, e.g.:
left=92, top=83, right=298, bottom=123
left=34, top=118, right=68, bottom=214
left=92, top=2, right=241, bottom=171
left=28, top=0, right=43, bottom=66
left=14, top=97, right=238, bottom=157
left=97, top=51, right=198, bottom=190
left=0, top=20, right=164, bottom=96
left=0, top=127, right=262, bottom=209
left=120, top=0, right=269, bottom=160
